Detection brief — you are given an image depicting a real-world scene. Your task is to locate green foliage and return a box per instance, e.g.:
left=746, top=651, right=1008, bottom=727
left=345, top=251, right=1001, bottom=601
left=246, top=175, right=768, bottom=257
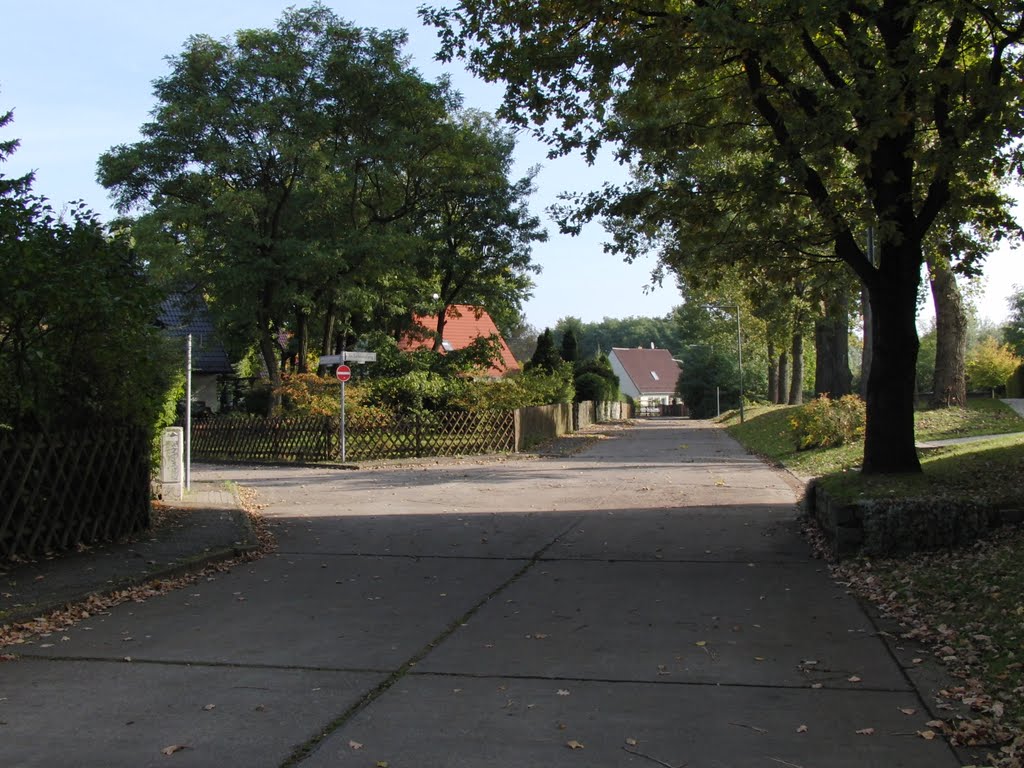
left=559, top=328, right=580, bottom=363
left=572, top=353, right=619, bottom=402
left=915, top=322, right=937, bottom=393
left=527, top=328, right=561, bottom=373
left=426, top=0, right=1024, bottom=474
left=573, top=372, right=612, bottom=402
left=967, top=337, right=1023, bottom=394
left=1004, top=285, right=1024, bottom=357
left=789, top=395, right=866, bottom=451
left=1, top=113, right=175, bottom=432
left=361, top=371, right=469, bottom=415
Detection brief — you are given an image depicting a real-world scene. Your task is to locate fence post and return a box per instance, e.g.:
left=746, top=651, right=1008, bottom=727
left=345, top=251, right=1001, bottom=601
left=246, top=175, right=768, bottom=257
left=415, top=412, right=422, bottom=458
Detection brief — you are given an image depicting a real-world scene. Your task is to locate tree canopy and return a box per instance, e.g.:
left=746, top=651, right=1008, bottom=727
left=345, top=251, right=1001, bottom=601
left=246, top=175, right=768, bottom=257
left=425, top=0, right=1024, bottom=473
left=2, top=109, right=171, bottom=430
left=100, top=5, right=543, bottom=406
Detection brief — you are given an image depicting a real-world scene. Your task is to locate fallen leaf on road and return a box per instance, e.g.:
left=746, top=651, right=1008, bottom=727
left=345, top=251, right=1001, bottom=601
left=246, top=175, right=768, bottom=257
left=695, top=641, right=707, bottom=647
left=557, top=689, right=570, bottom=696
left=161, top=745, right=188, bottom=756
left=348, top=740, right=363, bottom=750
left=856, top=728, right=875, bottom=735
left=625, top=738, right=638, bottom=746
left=796, top=725, right=808, bottom=733
left=848, top=675, right=862, bottom=683
left=918, top=730, right=937, bottom=740
left=566, top=740, right=585, bottom=750
left=202, top=704, right=215, bottom=711
left=899, top=708, right=917, bottom=716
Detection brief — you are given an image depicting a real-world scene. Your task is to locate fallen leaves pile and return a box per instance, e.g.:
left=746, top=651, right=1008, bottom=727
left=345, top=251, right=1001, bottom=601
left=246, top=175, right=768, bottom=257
left=828, top=524, right=1024, bottom=768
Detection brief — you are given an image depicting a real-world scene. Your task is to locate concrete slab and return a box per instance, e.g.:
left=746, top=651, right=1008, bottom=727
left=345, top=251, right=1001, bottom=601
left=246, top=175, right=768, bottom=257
left=16, top=552, right=525, bottom=670
left=418, top=559, right=908, bottom=690
left=546, top=505, right=809, bottom=562
left=303, top=675, right=959, bottom=768
left=0, top=657, right=383, bottom=768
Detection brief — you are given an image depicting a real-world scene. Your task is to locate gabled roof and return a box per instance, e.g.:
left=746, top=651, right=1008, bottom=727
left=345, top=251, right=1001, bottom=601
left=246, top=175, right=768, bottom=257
left=157, top=294, right=234, bottom=375
left=610, top=347, right=681, bottom=394
left=399, top=304, right=519, bottom=378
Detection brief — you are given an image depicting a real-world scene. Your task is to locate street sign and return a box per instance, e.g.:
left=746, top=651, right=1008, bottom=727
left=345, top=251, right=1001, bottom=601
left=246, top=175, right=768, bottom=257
left=335, top=365, right=352, bottom=382
left=319, top=351, right=378, bottom=366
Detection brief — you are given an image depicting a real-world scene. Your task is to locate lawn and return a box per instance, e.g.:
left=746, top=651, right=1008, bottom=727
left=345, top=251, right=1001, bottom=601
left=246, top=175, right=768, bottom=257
left=721, top=399, right=1024, bottom=767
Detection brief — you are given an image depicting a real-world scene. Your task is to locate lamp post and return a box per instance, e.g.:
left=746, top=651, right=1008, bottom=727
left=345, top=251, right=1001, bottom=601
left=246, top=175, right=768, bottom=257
left=701, top=305, right=744, bottom=423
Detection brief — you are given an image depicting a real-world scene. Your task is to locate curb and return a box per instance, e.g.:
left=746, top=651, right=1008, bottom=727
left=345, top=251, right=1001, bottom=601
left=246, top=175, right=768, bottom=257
left=1, top=508, right=260, bottom=630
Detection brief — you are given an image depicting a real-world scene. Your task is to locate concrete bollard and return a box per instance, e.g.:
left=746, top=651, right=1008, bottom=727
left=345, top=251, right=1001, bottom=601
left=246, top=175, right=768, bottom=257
left=160, top=426, right=184, bottom=501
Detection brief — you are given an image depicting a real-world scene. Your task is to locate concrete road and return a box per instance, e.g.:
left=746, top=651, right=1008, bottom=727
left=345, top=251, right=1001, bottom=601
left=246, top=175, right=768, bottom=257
left=0, top=419, right=958, bottom=767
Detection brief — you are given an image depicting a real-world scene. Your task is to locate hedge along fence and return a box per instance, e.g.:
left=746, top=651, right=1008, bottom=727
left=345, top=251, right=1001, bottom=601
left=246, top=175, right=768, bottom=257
left=1, top=426, right=151, bottom=561
left=187, top=401, right=634, bottom=465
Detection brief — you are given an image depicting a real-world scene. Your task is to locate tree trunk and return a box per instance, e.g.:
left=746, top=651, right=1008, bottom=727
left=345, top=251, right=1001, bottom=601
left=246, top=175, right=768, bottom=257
left=861, top=265, right=922, bottom=474
left=433, top=304, right=449, bottom=352
left=295, top=310, right=310, bottom=374
left=767, top=339, right=779, bottom=404
left=814, top=283, right=852, bottom=398
left=778, top=351, right=789, bottom=405
left=788, top=330, right=804, bottom=405
left=927, top=249, right=967, bottom=407
left=860, top=285, right=872, bottom=399
left=319, top=305, right=335, bottom=364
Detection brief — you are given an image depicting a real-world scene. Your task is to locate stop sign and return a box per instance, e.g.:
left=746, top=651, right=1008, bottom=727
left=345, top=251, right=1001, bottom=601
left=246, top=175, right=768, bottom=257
left=335, top=364, right=352, bottom=382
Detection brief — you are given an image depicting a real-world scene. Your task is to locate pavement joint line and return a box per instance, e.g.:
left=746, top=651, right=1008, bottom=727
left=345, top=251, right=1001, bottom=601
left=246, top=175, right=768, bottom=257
left=8, top=654, right=391, bottom=676
left=278, top=515, right=586, bottom=768
left=404, top=669, right=916, bottom=694
left=269, top=551, right=536, bottom=563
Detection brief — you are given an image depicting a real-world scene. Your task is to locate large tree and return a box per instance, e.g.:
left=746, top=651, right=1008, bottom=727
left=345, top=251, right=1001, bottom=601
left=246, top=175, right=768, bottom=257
left=411, top=109, right=546, bottom=348
left=426, top=1, right=1024, bottom=474
left=100, top=6, right=455, bottom=397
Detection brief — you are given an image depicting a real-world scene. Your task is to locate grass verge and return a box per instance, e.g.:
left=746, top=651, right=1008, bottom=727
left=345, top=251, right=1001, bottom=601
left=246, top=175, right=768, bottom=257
left=721, top=399, right=1024, bottom=767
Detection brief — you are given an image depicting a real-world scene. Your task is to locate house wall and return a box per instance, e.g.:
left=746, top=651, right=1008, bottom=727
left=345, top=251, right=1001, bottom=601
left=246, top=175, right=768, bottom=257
left=608, top=353, right=642, bottom=400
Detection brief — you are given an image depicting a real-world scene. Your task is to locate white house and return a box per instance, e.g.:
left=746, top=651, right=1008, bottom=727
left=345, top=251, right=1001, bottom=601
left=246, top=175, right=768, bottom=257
left=608, top=346, right=683, bottom=410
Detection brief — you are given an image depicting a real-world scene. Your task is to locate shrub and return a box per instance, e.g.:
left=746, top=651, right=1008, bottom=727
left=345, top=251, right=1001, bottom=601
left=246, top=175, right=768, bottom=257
left=789, top=394, right=866, bottom=450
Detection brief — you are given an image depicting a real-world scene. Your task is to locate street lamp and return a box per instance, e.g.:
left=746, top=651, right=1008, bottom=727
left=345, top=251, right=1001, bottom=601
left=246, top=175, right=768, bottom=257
left=700, top=305, right=744, bottom=423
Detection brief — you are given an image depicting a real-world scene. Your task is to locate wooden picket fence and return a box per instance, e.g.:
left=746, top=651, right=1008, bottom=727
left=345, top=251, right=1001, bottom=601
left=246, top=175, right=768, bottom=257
left=189, top=409, right=517, bottom=463
left=0, top=426, right=151, bottom=561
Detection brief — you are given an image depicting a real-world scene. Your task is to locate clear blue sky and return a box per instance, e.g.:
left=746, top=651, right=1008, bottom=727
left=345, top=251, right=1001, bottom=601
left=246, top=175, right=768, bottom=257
left=2, top=1, right=1019, bottom=331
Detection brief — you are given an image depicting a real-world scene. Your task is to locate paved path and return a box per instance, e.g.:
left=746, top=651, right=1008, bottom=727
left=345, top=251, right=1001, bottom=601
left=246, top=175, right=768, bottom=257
left=1, top=420, right=960, bottom=767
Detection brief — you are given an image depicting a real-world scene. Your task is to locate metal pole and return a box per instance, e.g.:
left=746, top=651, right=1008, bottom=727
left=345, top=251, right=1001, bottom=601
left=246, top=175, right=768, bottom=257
left=736, top=309, right=745, bottom=423
left=185, top=334, right=192, bottom=490
left=716, top=386, right=721, bottom=418
left=340, top=380, right=346, bottom=463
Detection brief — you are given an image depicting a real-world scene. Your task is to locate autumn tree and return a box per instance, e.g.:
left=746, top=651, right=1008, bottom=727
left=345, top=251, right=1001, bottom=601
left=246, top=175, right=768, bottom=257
left=967, top=337, right=1022, bottom=396
left=426, top=1, right=1024, bottom=474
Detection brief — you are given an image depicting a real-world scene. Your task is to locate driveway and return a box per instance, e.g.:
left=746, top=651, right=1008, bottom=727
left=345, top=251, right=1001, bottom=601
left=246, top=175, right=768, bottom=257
left=0, top=419, right=958, bottom=767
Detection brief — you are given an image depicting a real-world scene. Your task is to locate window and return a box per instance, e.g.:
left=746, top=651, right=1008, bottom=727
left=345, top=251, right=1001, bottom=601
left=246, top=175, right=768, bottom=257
left=650, top=371, right=660, bottom=381
left=441, top=340, right=455, bottom=352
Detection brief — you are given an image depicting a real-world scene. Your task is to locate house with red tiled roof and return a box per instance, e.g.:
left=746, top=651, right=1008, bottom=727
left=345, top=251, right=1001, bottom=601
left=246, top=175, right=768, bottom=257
left=608, top=346, right=682, bottom=409
left=399, top=304, right=519, bottom=379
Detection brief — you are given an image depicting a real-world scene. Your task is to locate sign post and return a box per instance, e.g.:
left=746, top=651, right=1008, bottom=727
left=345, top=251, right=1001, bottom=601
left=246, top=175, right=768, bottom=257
left=335, top=364, right=352, bottom=462
left=320, top=352, right=375, bottom=464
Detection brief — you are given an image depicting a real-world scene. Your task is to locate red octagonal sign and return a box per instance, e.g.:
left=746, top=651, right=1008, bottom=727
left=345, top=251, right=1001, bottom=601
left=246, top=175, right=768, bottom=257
left=335, top=364, right=352, bottom=382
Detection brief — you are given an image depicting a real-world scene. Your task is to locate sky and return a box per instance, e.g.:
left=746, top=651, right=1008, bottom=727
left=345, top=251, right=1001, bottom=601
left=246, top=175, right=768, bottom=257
left=2, top=1, right=1020, bottom=333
